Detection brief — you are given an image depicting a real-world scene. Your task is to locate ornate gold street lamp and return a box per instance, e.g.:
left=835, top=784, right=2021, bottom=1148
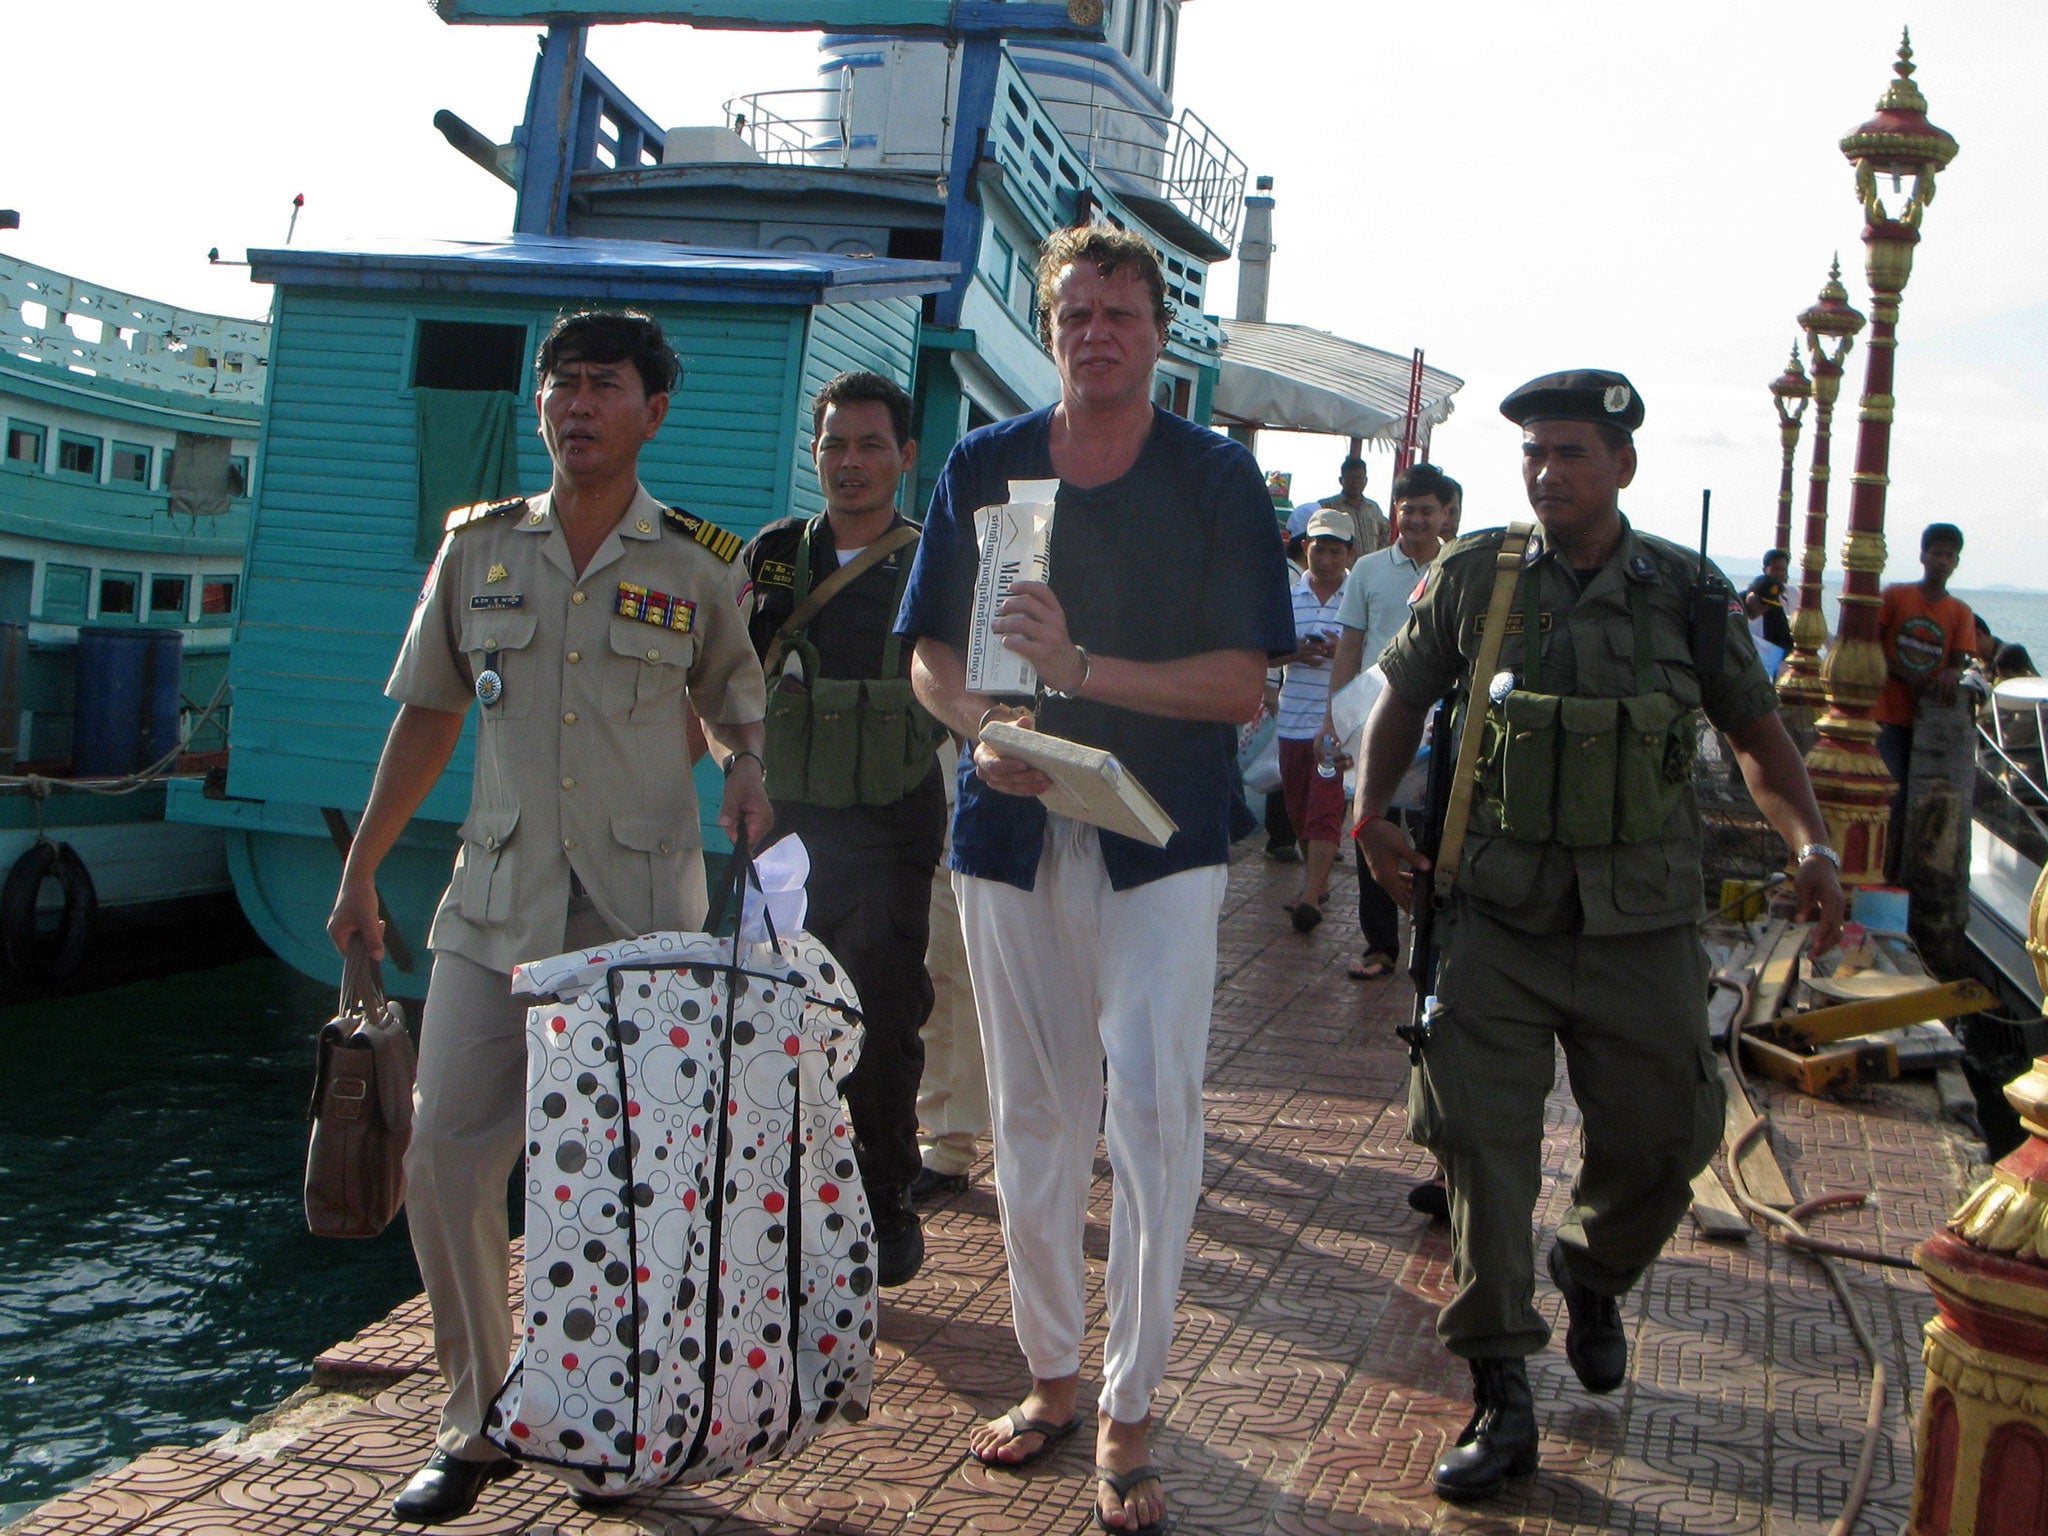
left=1768, top=345, right=1810, bottom=560
left=1777, top=259, right=1864, bottom=710
left=1804, top=30, right=1958, bottom=882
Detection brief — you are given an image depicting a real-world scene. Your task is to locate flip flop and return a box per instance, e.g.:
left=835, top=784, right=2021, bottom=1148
left=1348, top=951, right=1394, bottom=980
left=1289, top=902, right=1324, bottom=934
left=1094, top=1463, right=1174, bottom=1536
left=969, top=1408, right=1085, bottom=1470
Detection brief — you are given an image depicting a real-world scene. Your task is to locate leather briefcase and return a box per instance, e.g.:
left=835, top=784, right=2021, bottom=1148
left=304, top=938, right=416, bottom=1238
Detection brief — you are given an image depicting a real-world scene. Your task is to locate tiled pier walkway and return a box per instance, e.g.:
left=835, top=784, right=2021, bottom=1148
left=13, top=850, right=1967, bottom=1534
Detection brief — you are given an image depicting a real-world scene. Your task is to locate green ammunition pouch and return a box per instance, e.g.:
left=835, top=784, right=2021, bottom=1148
left=1477, top=563, right=1700, bottom=846
left=763, top=520, right=944, bottom=809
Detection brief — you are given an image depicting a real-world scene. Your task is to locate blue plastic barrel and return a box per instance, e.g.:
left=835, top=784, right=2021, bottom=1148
left=73, top=626, right=184, bottom=776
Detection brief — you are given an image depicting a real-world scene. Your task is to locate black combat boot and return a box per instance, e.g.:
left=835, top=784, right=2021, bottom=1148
left=1547, top=1242, right=1627, bottom=1393
left=871, top=1184, right=925, bottom=1287
left=1432, top=1356, right=1538, bottom=1502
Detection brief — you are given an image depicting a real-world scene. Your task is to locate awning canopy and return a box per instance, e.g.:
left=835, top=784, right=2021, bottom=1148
left=1213, top=319, right=1462, bottom=442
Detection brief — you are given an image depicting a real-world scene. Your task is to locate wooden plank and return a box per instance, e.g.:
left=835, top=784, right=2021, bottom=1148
left=1689, top=1167, right=1752, bottom=1241
left=1740, top=1031, right=1898, bottom=1096
left=1777, top=978, right=1997, bottom=1049
left=1744, top=922, right=1812, bottom=1030
left=1719, top=1057, right=1796, bottom=1210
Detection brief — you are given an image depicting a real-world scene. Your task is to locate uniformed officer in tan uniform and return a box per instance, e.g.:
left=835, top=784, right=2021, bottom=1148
left=328, top=310, right=770, bottom=1526
left=1353, top=370, right=1844, bottom=1502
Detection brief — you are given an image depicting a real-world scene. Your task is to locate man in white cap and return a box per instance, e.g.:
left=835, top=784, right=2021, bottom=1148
left=1268, top=504, right=1357, bottom=931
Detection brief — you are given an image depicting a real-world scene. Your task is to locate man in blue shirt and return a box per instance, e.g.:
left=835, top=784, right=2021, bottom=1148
left=897, top=225, right=1293, bottom=1536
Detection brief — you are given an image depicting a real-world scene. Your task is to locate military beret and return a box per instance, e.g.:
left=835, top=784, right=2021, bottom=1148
left=1499, top=369, right=1645, bottom=434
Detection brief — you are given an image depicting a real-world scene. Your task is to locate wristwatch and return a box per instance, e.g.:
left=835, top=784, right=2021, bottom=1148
left=1796, top=841, right=1841, bottom=868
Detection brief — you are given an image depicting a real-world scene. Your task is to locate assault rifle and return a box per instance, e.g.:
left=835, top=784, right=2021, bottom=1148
left=1688, top=488, right=1726, bottom=678
left=1398, top=695, right=1460, bottom=1062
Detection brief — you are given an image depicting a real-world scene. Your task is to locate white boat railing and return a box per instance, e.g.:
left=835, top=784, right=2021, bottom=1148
left=1, top=255, right=268, bottom=403
left=1030, top=90, right=1245, bottom=251
left=1981, top=676, right=2048, bottom=829
left=725, top=71, right=859, bottom=168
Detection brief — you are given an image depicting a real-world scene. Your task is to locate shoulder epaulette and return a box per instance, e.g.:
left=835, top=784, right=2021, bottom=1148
left=664, top=505, right=743, bottom=564
left=444, top=496, right=529, bottom=534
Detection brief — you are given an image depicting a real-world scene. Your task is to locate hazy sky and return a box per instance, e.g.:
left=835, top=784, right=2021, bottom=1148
left=5, top=2, right=2041, bottom=586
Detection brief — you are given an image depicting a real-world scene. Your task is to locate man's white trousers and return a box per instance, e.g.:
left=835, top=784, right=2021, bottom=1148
left=956, top=817, right=1225, bottom=1424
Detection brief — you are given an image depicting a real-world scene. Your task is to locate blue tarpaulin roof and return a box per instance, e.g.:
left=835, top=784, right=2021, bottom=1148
left=247, top=235, right=957, bottom=307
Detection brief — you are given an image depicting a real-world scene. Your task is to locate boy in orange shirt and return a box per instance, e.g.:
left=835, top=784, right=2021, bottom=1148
left=1875, top=522, right=1974, bottom=877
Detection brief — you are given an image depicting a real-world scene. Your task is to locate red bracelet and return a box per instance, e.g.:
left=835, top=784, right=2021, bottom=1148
left=1350, top=812, right=1385, bottom=840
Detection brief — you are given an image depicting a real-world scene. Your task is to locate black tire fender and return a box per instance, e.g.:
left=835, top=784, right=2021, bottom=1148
left=2, top=841, right=98, bottom=980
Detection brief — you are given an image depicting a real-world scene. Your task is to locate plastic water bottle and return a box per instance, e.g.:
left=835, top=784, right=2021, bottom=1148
left=1315, top=729, right=1340, bottom=780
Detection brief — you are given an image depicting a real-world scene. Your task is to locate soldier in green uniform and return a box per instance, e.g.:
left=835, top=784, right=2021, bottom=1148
left=1353, top=370, right=1845, bottom=1502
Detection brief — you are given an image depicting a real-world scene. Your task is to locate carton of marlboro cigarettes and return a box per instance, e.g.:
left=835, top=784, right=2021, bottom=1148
left=965, top=479, right=1057, bottom=696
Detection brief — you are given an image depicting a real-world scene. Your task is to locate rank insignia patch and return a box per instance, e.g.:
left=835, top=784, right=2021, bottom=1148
left=1470, top=611, right=1553, bottom=639
left=663, top=506, right=742, bottom=563
left=615, top=582, right=698, bottom=633
left=470, top=593, right=523, bottom=610
left=1627, top=554, right=1659, bottom=582
left=486, top=563, right=509, bottom=585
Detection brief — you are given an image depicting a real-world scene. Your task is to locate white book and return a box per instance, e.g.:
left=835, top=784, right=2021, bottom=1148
left=964, top=480, right=1057, bottom=696
left=977, top=721, right=1178, bottom=848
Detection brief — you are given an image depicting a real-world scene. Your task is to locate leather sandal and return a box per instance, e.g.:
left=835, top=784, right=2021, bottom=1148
left=1094, top=1463, right=1173, bottom=1535
left=1348, top=950, right=1395, bottom=979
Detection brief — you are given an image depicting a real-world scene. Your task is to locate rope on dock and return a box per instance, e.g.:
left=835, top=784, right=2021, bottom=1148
left=0, top=676, right=230, bottom=800
left=1715, top=972, right=1907, bottom=1536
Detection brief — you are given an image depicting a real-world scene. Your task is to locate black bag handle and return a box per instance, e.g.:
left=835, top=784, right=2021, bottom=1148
left=704, top=830, right=784, bottom=955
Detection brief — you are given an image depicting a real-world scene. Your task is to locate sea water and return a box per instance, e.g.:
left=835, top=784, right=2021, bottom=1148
left=0, top=945, right=425, bottom=1519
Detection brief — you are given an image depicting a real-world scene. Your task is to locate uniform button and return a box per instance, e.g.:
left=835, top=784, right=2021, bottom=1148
left=562, top=837, right=576, bottom=851
left=657, top=840, right=671, bottom=854
left=646, top=647, right=660, bottom=661
left=566, top=650, right=581, bottom=663
left=484, top=836, right=499, bottom=851
left=561, top=776, right=577, bottom=790
left=572, top=590, right=587, bottom=605
left=563, top=710, right=578, bottom=725
left=636, top=518, right=653, bottom=533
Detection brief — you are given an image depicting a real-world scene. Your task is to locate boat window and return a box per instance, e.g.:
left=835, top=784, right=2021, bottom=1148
left=148, top=575, right=190, bottom=622
left=1161, top=4, right=1178, bottom=94
left=111, top=443, right=151, bottom=484
left=200, top=577, right=237, bottom=618
left=413, top=319, right=528, bottom=392
left=987, top=227, right=1015, bottom=305
left=158, top=448, right=174, bottom=488
left=40, top=565, right=90, bottom=625
left=6, top=421, right=44, bottom=469
left=227, top=456, right=250, bottom=498
left=1119, top=0, right=1137, bottom=56
left=98, top=572, right=140, bottom=620
left=57, top=432, right=102, bottom=479
left=1143, top=0, right=1161, bottom=75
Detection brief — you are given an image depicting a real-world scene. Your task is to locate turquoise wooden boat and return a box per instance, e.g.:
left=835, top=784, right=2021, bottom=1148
left=168, top=1, right=1258, bottom=988
left=1, top=251, right=264, bottom=974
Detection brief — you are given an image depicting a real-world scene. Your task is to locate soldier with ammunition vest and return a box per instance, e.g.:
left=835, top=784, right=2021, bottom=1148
left=1353, top=370, right=1845, bottom=1501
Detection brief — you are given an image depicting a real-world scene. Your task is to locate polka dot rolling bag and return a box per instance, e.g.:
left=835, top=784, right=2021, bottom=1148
left=484, top=844, right=876, bottom=1496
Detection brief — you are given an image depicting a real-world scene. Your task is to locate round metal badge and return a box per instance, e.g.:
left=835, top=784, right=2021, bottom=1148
left=1488, top=670, right=1518, bottom=704
left=475, top=668, right=504, bottom=707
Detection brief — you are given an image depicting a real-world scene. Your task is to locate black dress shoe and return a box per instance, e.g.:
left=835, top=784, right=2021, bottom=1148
left=871, top=1185, right=925, bottom=1287
left=392, top=1451, right=515, bottom=1524
left=908, top=1165, right=970, bottom=1204
left=1432, top=1356, right=1538, bottom=1502
left=1547, top=1242, right=1627, bottom=1393
left=1406, top=1177, right=1450, bottom=1220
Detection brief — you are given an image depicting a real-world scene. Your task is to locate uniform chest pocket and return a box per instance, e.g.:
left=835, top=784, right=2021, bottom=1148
left=607, top=617, right=695, bottom=724
left=1555, top=697, right=1619, bottom=848
left=1480, top=691, right=1559, bottom=841
left=458, top=612, right=539, bottom=720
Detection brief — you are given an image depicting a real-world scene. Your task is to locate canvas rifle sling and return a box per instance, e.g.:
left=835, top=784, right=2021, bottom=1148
left=1433, top=521, right=1536, bottom=893
left=763, top=520, right=921, bottom=679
